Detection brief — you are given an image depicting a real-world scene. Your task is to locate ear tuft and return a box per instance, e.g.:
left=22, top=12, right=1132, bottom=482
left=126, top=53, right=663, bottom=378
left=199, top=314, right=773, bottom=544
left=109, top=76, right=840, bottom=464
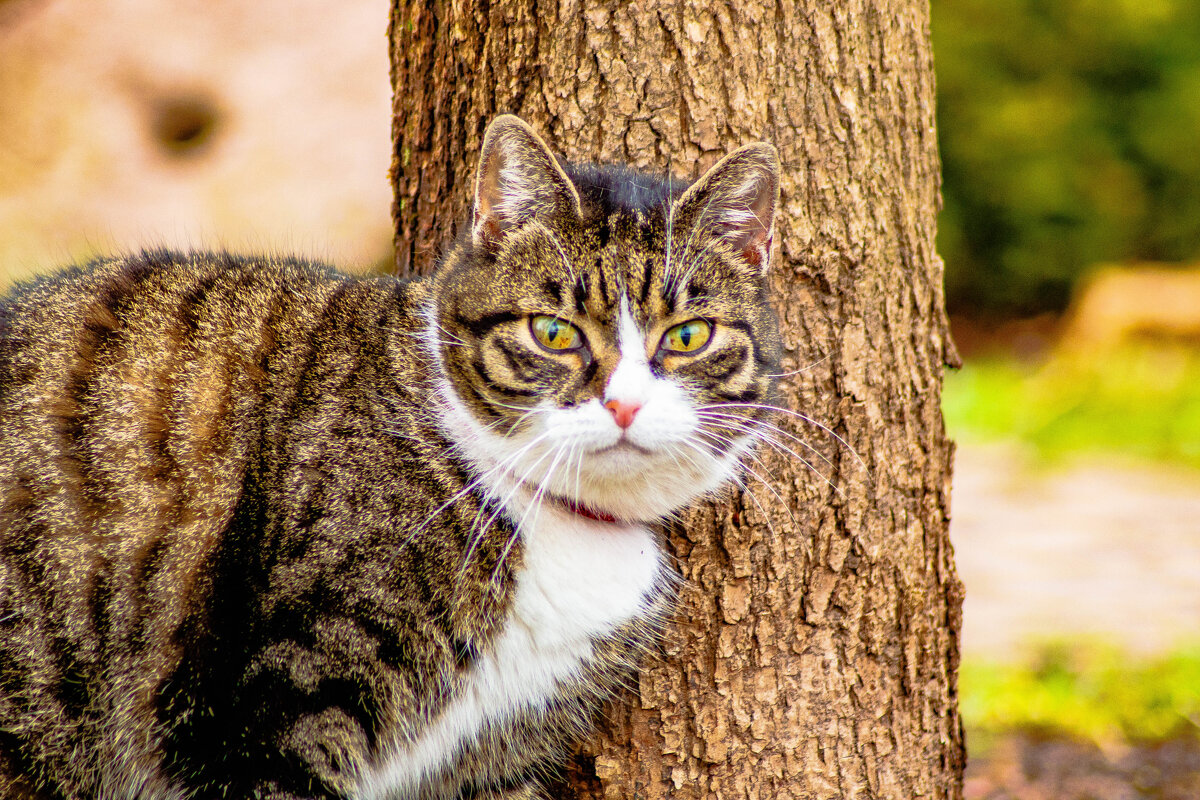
left=672, top=142, right=780, bottom=273
left=473, top=115, right=582, bottom=250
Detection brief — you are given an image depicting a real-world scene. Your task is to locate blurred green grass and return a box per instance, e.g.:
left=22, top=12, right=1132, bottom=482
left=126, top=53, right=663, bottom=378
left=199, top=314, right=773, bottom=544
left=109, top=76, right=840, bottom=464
left=946, top=345, right=1200, bottom=746
left=961, top=643, right=1200, bottom=747
left=943, top=343, right=1200, bottom=469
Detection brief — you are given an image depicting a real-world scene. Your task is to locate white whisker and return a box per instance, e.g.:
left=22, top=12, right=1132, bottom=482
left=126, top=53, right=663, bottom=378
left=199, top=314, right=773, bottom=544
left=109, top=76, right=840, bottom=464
left=671, top=438, right=781, bottom=541
left=489, top=440, right=572, bottom=589
left=457, top=435, right=562, bottom=583
left=400, top=429, right=556, bottom=557
left=541, top=225, right=578, bottom=287
left=679, top=429, right=801, bottom=530
left=696, top=409, right=838, bottom=474
left=765, top=355, right=831, bottom=378
left=696, top=415, right=845, bottom=499
left=702, top=402, right=872, bottom=481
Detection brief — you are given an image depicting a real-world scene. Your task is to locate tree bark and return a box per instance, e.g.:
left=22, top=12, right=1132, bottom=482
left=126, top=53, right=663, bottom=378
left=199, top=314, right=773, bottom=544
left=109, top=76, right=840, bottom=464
left=388, top=2, right=965, bottom=798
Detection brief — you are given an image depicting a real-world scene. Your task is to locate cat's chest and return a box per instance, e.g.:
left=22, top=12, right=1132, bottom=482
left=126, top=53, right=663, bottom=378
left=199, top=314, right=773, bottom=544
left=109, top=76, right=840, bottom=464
left=354, top=505, right=664, bottom=798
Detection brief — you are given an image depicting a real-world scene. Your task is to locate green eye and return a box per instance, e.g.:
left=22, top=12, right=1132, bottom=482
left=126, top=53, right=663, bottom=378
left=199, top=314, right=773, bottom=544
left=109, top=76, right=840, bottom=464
left=530, top=315, right=583, bottom=351
left=662, top=319, right=712, bottom=353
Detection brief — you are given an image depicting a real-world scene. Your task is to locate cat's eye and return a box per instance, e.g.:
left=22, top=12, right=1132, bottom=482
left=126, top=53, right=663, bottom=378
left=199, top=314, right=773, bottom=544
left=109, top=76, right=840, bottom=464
left=661, top=319, right=712, bottom=353
left=530, top=315, right=584, bottom=351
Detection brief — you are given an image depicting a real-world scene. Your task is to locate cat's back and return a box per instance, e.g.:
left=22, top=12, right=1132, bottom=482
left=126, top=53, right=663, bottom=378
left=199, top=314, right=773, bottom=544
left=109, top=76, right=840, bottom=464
left=0, top=250, right=402, bottom=544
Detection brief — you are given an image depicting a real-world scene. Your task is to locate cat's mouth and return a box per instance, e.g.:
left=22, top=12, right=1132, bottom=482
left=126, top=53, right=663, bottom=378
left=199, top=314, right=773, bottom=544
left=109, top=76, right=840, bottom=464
left=589, top=439, right=654, bottom=457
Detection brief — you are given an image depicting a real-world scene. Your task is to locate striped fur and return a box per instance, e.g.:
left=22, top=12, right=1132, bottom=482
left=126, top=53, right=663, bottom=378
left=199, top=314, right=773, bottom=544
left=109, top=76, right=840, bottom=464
left=0, top=116, right=781, bottom=799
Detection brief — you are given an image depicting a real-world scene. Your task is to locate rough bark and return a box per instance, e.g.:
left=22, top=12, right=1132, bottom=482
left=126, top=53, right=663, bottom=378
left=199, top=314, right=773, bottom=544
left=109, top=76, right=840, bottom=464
left=388, top=2, right=964, bottom=798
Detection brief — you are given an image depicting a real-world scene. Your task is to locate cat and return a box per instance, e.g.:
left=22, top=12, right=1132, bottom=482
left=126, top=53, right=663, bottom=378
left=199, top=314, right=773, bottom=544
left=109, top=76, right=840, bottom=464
left=0, top=114, right=782, bottom=799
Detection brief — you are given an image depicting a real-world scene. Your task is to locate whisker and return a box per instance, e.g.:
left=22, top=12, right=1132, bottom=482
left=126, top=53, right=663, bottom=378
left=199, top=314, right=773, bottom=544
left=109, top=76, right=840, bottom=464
left=570, top=437, right=586, bottom=512
left=695, top=417, right=845, bottom=499
left=401, top=430, right=556, bottom=556
left=663, top=176, right=677, bottom=289
left=696, top=410, right=838, bottom=474
left=457, top=436, right=561, bottom=582
left=489, top=440, right=572, bottom=588
left=701, top=402, right=872, bottom=481
left=764, top=354, right=831, bottom=378
left=704, top=434, right=802, bottom=530
left=673, top=185, right=723, bottom=295
left=671, top=438, right=781, bottom=542
left=542, top=226, right=578, bottom=287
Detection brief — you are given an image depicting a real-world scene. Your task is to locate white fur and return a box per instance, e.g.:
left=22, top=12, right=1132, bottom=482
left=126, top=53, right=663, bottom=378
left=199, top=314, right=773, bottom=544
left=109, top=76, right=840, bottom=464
left=605, top=300, right=656, bottom=407
left=353, top=486, right=662, bottom=798
left=353, top=300, right=750, bottom=797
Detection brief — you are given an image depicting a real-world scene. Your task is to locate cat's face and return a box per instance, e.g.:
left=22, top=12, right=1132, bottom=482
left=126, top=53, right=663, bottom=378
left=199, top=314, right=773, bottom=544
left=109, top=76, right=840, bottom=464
left=429, top=116, right=781, bottom=523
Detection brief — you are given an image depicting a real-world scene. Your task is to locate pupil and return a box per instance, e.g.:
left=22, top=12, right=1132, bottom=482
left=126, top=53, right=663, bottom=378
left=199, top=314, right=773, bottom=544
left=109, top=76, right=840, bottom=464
left=547, top=320, right=560, bottom=340
left=680, top=327, right=691, bottom=346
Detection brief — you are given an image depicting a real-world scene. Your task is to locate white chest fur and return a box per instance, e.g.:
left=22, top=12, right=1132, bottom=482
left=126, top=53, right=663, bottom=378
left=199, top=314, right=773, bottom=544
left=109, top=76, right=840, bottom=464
left=353, top=500, right=664, bottom=799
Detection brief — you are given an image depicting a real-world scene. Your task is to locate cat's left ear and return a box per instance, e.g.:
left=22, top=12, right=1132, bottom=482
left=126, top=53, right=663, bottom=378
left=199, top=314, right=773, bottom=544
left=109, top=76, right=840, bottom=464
left=473, top=115, right=582, bottom=250
left=672, top=142, right=780, bottom=273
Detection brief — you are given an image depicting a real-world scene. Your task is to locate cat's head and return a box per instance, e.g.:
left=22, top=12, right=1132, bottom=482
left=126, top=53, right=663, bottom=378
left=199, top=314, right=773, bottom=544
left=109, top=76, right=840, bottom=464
left=428, top=115, right=781, bottom=524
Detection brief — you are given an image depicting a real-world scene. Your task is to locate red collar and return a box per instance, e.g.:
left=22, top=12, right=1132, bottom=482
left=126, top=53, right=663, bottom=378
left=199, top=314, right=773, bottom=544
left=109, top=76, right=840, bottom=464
left=517, top=480, right=623, bottom=524
left=557, top=496, right=620, bottom=524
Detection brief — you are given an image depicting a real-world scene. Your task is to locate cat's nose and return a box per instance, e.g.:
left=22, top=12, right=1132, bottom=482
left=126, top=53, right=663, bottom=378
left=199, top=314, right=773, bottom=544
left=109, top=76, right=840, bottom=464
left=604, top=398, right=641, bottom=429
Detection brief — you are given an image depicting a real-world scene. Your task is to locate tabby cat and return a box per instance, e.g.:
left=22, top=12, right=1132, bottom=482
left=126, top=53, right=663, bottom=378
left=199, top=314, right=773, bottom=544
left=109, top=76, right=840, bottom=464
left=0, top=115, right=781, bottom=799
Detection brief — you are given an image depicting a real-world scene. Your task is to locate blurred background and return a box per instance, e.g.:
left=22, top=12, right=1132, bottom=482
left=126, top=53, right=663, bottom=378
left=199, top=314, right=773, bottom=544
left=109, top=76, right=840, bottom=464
left=0, top=0, right=394, bottom=286
left=936, top=2, right=1200, bottom=797
left=1, top=0, right=1197, bottom=796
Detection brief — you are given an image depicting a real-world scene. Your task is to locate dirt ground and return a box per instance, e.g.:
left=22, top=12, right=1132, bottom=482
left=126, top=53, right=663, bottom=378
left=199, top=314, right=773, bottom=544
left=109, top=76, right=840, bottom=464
left=951, top=442, right=1200, bottom=798
left=964, top=730, right=1200, bottom=800
left=951, top=442, right=1200, bottom=660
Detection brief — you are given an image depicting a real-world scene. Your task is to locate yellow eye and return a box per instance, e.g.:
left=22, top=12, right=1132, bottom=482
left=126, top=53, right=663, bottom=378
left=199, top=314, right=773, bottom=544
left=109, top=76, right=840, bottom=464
left=662, top=319, right=712, bottom=353
left=530, top=315, right=583, bottom=351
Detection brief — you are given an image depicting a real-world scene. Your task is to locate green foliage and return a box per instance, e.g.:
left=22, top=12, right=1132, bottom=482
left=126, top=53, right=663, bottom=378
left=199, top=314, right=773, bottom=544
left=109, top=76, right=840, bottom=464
left=943, top=344, right=1200, bottom=468
left=934, top=0, right=1200, bottom=316
left=960, top=642, right=1200, bottom=744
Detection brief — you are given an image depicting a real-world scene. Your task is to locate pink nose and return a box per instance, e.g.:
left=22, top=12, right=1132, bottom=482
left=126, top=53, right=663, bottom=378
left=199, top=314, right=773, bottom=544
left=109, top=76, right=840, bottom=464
left=604, top=399, right=641, bottom=429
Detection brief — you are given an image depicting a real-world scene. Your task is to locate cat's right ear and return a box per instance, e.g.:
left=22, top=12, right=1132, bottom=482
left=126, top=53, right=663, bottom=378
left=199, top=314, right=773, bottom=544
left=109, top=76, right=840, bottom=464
left=672, top=142, right=780, bottom=274
left=473, top=115, right=582, bottom=250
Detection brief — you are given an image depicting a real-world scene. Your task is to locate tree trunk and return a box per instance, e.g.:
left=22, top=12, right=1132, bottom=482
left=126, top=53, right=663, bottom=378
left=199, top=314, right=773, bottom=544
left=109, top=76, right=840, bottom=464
left=387, top=2, right=965, bottom=798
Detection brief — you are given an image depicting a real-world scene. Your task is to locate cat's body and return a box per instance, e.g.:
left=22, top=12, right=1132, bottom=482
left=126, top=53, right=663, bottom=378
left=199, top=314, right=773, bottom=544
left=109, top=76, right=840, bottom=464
left=0, top=117, right=781, bottom=799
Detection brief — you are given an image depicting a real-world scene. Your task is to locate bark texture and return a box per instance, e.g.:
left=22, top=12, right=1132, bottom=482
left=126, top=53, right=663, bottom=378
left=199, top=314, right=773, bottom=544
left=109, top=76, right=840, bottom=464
left=388, top=2, right=964, bottom=798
